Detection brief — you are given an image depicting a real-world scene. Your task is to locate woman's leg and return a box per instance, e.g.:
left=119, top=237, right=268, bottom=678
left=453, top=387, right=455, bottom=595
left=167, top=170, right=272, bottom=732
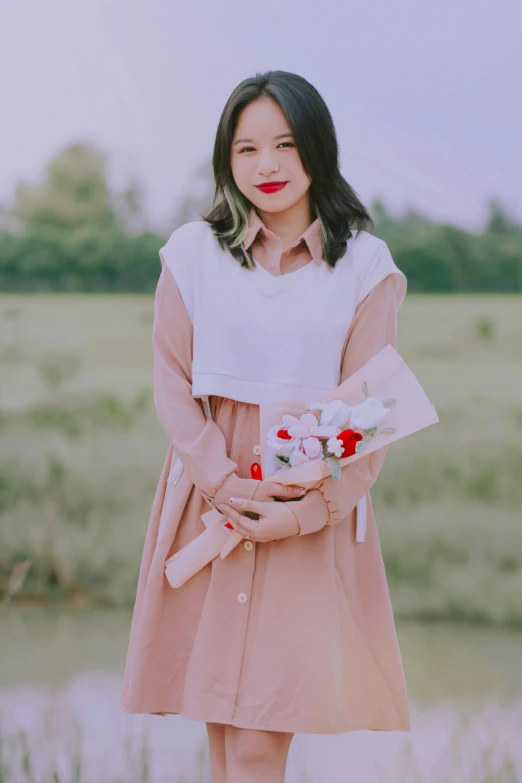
left=206, top=722, right=227, bottom=783
left=224, top=725, right=294, bottom=783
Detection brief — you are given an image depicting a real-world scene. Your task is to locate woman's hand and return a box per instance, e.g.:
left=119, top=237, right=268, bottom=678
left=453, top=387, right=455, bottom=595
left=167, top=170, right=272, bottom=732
left=252, top=480, right=307, bottom=503
left=217, top=498, right=301, bottom=542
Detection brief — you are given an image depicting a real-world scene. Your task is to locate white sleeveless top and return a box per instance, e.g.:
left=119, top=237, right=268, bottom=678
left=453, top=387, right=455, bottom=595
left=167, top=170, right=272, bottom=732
left=159, top=220, right=407, bottom=407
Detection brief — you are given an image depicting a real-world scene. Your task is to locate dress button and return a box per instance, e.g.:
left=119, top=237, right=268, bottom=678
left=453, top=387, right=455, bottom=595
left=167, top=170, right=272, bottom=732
left=237, top=592, right=248, bottom=603
left=244, top=540, right=254, bottom=551
left=252, top=444, right=261, bottom=456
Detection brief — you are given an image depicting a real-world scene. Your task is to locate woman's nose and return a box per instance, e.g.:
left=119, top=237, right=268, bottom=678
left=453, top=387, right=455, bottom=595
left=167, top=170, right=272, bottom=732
left=257, top=153, right=278, bottom=175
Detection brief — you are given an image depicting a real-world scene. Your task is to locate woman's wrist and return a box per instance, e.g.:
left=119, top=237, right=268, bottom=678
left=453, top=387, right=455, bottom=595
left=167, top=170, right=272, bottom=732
left=281, top=502, right=301, bottom=536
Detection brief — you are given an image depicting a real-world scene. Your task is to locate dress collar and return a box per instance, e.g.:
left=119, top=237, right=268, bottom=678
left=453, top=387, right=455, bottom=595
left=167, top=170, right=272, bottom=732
left=242, top=207, right=323, bottom=273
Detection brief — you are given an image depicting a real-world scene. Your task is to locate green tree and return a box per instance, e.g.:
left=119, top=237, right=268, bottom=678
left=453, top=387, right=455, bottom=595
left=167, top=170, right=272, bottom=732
left=486, top=197, right=521, bottom=235
left=13, top=142, right=121, bottom=236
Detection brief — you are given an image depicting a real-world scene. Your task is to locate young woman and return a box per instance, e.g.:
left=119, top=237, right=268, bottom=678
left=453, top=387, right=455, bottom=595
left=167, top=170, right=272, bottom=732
left=121, top=70, right=410, bottom=783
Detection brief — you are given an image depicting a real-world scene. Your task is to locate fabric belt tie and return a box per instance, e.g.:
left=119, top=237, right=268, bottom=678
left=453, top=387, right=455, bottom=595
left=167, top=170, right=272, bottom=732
left=356, top=494, right=368, bottom=543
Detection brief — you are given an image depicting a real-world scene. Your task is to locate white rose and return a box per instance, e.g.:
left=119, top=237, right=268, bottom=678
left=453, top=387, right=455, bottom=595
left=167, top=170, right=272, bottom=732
left=349, top=396, right=390, bottom=430
left=309, top=399, right=352, bottom=428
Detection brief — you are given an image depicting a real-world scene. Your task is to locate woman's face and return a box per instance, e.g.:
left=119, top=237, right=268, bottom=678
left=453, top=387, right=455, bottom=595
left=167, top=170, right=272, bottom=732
left=230, top=96, right=312, bottom=214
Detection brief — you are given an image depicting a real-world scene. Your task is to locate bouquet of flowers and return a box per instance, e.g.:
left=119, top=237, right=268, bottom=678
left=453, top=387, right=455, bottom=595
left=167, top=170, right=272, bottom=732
left=264, top=382, right=396, bottom=481
left=165, top=344, right=439, bottom=588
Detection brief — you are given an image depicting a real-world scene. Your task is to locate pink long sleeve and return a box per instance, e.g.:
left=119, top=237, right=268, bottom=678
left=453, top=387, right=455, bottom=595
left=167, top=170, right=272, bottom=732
left=288, top=273, right=402, bottom=536
left=153, top=261, right=260, bottom=509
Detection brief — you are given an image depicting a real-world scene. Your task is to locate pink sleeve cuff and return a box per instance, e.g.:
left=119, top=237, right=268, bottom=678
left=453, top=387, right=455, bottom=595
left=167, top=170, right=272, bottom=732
left=287, top=489, right=330, bottom=536
left=209, top=473, right=261, bottom=510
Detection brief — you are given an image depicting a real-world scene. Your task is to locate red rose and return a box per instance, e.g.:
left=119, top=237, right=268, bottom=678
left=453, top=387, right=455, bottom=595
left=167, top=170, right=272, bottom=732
left=276, top=428, right=292, bottom=440
left=337, top=429, right=364, bottom=457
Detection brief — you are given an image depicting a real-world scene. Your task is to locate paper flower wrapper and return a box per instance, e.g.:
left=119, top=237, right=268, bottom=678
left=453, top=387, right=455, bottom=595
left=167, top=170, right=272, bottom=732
left=165, top=344, right=439, bottom=589
left=164, top=518, right=233, bottom=589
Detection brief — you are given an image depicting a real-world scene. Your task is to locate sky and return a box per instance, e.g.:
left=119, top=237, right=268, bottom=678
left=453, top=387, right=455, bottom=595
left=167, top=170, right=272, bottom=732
left=1, top=0, right=520, bottom=234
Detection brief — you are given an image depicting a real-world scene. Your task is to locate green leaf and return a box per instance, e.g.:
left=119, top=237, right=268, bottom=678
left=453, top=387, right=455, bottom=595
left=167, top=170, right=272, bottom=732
left=363, top=426, right=377, bottom=437
left=275, top=454, right=290, bottom=466
left=362, top=381, right=369, bottom=399
left=355, top=440, right=368, bottom=453
left=324, top=456, right=341, bottom=480
left=380, top=427, right=396, bottom=434
left=382, top=398, right=396, bottom=407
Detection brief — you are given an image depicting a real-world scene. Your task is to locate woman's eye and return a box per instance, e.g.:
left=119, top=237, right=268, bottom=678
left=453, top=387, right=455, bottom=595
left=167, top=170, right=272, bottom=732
left=238, top=142, right=295, bottom=153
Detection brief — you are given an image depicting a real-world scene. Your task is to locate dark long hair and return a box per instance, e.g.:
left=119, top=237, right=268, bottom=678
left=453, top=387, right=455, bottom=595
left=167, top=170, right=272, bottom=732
left=201, top=70, right=374, bottom=271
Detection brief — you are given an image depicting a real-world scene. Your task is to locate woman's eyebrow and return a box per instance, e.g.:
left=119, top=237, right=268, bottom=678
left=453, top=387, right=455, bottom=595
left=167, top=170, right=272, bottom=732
left=233, top=132, right=294, bottom=146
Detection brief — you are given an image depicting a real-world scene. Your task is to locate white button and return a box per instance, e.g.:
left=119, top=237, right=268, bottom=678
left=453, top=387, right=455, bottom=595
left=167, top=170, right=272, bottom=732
left=244, top=540, right=253, bottom=551
left=237, top=593, right=248, bottom=603
left=252, top=444, right=261, bottom=455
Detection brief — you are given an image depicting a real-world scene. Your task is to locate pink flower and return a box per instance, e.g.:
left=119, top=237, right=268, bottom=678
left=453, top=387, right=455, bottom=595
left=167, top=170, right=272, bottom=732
left=301, top=436, right=323, bottom=459
left=282, top=412, right=340, bottom=440
left=288, top=448, right=311, bottom=467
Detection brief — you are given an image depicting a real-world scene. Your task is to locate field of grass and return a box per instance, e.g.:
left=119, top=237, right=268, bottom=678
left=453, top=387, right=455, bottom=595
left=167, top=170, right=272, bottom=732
left=1, top=293, right=521, bottom=624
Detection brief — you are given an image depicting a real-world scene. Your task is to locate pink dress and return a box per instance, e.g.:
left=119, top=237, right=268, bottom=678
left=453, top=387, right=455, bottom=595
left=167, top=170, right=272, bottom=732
left=120, top=212, right=411, bottom=735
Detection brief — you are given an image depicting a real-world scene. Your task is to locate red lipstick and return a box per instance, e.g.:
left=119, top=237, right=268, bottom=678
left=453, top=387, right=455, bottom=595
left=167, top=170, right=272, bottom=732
left=255, top=181, right=288, bottom=194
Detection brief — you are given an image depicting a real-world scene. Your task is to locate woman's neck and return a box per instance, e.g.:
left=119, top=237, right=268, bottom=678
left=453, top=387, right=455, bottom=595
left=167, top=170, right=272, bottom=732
left=255, top=199, right=314, bottom=251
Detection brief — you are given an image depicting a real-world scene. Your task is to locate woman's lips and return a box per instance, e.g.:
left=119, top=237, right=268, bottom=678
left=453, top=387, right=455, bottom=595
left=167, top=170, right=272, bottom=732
left=256, top=182, right=288, bottom=194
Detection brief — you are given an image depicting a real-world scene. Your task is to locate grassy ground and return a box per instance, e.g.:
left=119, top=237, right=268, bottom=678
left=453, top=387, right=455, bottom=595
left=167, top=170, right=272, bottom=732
left=1, top=293, right=521, bottom=624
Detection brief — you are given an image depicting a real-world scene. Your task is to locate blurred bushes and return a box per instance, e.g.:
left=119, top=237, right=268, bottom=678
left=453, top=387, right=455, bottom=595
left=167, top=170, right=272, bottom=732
left=0, top=389, right=151, bottom=438
left=0, top=454, right=147, bottom=606
left=0, top=230, right=163, bottom=292
left=1, top=211, right=522, bottom=293
left=1, top=142, right=522, bottom=292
